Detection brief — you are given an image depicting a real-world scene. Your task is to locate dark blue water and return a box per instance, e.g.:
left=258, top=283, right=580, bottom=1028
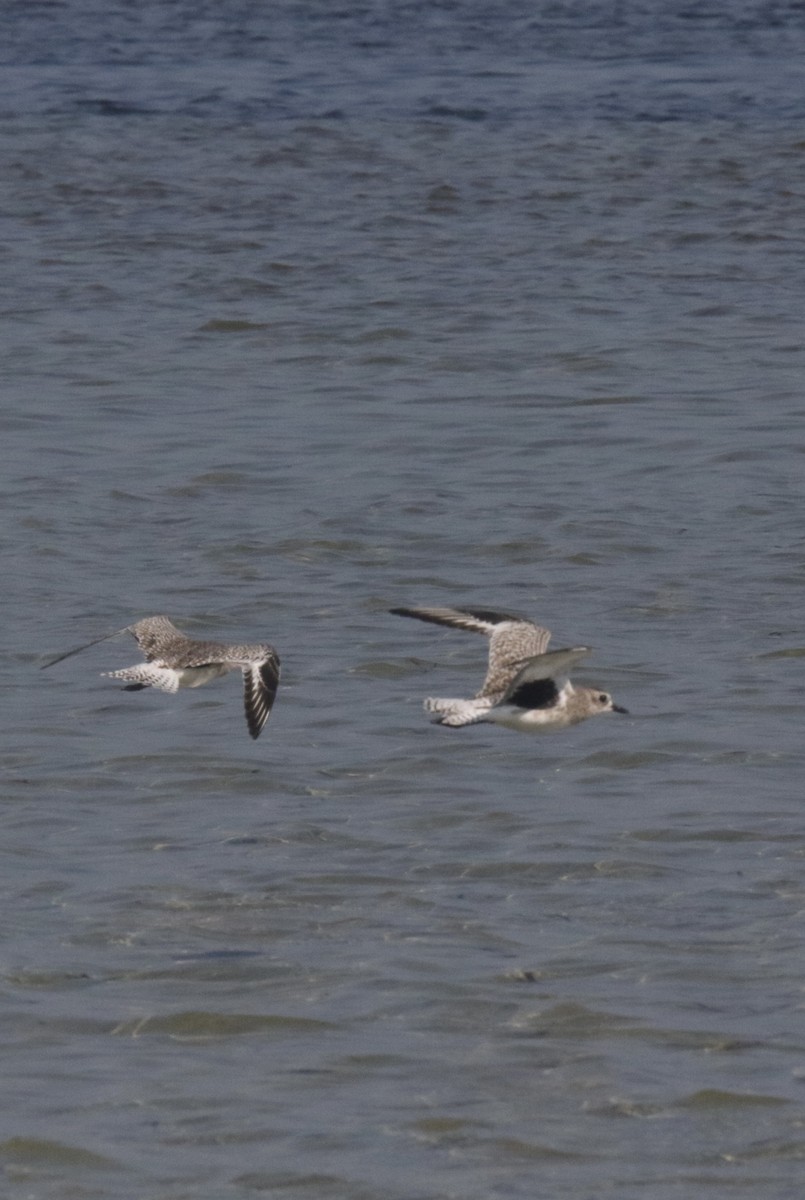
left=3, top=2, right=805, bottom=1198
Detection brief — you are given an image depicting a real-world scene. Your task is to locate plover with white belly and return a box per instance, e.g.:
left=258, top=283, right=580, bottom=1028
left=391, top=605, right=626, bottom=731
left=42, top=615, right=280, bottom=739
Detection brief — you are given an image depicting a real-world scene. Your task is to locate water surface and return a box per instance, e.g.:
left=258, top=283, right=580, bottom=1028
left=3, top=2, right=805, bottom=1197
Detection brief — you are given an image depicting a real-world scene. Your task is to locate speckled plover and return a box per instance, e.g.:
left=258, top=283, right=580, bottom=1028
left=391, top=605, right=627, bottom=731
left=42, top=615, right=280, bottom=739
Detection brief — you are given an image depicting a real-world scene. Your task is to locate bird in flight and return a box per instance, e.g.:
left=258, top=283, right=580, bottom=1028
left=42, top=615, right=280, bottom=739
left=391, top=605, right=626, bottom=731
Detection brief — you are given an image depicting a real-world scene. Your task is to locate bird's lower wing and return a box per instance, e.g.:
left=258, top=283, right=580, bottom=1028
left=242, top=656, right=281, bottom=739
left=501, top=647, right=590, bottom=700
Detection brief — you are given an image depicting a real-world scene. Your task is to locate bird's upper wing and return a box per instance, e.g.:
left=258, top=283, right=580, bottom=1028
left=390, top=605, right=525, bottom=637
left=481, top=621, right=552, bottom=697
left=129, top=616, right=187, bottom=661
left=391, top=604, right=552, bottom=700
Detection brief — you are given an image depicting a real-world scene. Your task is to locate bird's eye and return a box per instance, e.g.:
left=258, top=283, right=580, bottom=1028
left=599, top=694, right=608, bottom=704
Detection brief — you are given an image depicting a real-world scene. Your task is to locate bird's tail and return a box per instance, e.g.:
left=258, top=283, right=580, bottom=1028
left=103, top=665, right=180, bottom=693
left=423, top=697, right=494, bottom=728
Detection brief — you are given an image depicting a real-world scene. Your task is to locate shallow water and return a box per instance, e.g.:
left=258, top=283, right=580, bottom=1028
left=3, top=2, right=805, bottom=1197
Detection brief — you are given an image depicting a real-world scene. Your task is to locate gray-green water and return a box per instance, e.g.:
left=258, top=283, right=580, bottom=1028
left=4, top=3, right=805, bottom=1197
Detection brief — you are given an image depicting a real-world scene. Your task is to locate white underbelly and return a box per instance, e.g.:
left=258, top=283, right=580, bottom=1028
left=175, top=664, right=231, bottom=689
left=490, top=706, right=571, bottom=732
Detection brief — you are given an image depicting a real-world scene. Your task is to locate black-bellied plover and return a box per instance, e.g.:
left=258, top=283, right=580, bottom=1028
left=42, top=616, right=280, bottom=739
left=390, top=605, right=627, bottom=731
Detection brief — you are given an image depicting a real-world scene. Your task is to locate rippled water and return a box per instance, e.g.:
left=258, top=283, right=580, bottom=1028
left=3, top=1, right=805, bottom=1197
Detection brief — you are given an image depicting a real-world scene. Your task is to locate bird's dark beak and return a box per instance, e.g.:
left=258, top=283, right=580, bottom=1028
left=613, top=704, right=629, bottom=714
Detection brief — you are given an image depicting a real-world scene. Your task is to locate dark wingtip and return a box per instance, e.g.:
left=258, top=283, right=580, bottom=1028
left=245, top=705, right=265, bottom=739
left=243, top=655, right=280, bottom=739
